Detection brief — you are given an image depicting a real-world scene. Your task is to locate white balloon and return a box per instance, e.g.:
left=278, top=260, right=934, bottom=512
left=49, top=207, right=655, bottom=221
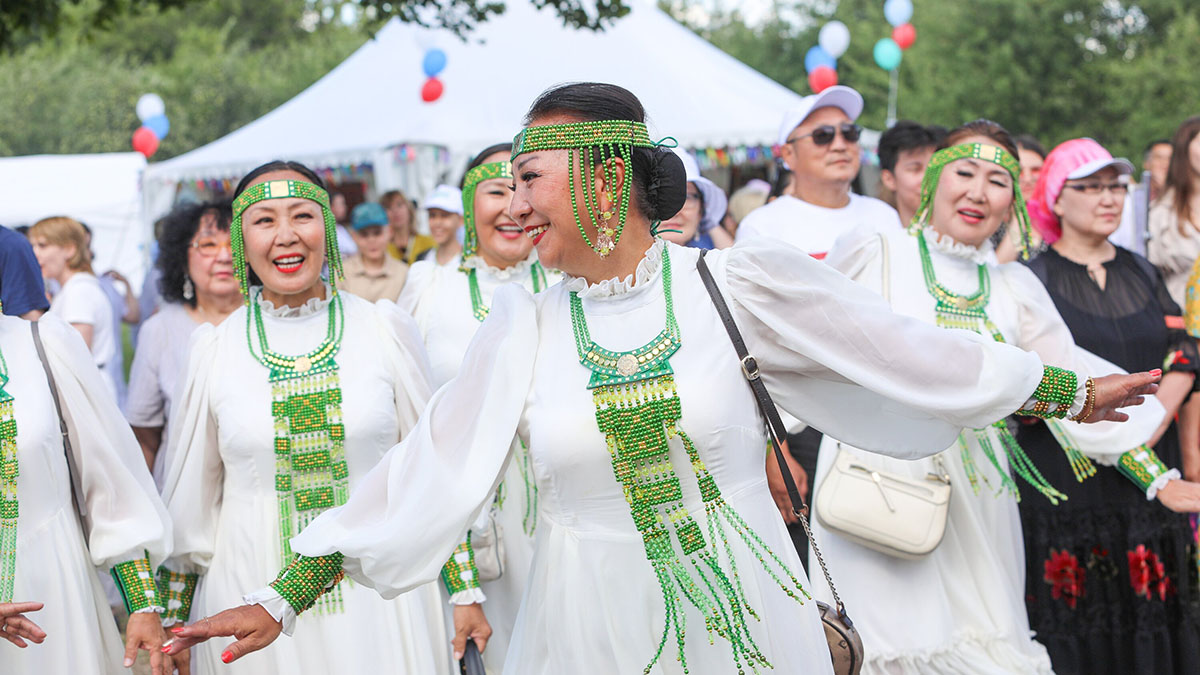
left=818, top=21, right=851, bottom=59
left=136, top=93, right=165, bottom=122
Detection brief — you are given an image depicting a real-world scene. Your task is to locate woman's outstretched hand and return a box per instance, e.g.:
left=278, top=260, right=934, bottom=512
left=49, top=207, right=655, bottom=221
left=1086, top=370, right=1161, bottom=423
left=163, top=605, right=282, bottom=665
left=0, top=601, right=45, bottom=648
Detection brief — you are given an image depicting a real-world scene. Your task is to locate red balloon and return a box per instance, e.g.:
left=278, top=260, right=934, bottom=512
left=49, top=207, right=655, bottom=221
left=893, top=23, right=917, bottom=50
left=808, top=66, right=838, bottom=93
left=132, top=126, right=159, bottom=158
left=421, top=77, right=444, bottom=102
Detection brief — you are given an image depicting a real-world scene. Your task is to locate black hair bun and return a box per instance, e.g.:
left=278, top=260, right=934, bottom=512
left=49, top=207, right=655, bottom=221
left=644, top=148, right=688, bottom=222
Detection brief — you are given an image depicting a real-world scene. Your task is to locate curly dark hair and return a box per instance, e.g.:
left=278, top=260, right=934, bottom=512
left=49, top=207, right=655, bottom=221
left=157, top=201, right=233, bottom=306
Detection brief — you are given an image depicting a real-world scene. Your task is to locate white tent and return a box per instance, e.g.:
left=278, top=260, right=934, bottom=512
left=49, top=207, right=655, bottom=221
left=144, top=0, right=804, bottom=220
left=0, top=152, right=148, bottom=286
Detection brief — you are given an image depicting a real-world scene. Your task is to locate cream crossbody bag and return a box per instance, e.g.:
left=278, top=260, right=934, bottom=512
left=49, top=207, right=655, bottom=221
left=814, top=233, right=952, bottom=560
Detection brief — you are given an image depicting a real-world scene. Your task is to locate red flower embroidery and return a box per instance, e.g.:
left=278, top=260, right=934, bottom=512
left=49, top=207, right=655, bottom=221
left=1044, top=549, right=1085, bottom=609
left=1127, top=544, right=1170, bottom=600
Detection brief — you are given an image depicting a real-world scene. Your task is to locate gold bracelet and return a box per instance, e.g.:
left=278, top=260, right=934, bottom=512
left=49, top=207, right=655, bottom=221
left=1069, top=377, right=1097, bottom=422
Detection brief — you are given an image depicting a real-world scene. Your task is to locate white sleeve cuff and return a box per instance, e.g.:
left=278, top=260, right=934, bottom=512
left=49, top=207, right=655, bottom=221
left=243, top=587, right=297, bottom=636
left=448, top=588, right=487, bottom=605
left=133, top=606, right=166, bottom=615
left=1147, top=469, right=1182, bottom=501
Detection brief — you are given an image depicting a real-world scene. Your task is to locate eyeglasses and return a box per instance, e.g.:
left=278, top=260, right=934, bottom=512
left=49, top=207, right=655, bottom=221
left=1062, top=182, right=1128, bottom=197
left=786, top=123, right=862, bottom=147
left=191, top=238, right=232, bottom=257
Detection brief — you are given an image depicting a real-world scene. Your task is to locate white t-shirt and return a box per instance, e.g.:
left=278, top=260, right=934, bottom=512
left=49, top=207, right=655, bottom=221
left=50, top=272, right=118, bottom=398
left=735, top=193, right=902, bottom=259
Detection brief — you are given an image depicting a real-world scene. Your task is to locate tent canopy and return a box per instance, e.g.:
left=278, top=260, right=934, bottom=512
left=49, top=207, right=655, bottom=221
left=146, top=0, right=805, bottom=184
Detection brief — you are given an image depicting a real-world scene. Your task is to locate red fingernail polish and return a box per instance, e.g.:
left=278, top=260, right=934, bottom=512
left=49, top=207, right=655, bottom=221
left=221, top=650, right=234, bottom=663
left=161, top=645, right=171, bottom=653
left=170, top=627, right=183, bottom=634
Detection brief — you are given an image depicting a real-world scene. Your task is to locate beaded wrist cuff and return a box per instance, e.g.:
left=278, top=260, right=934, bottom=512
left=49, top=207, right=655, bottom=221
left=1016, top=366, right=1078, bottom=419
left=111, top=554, right=160, bottom=614
left=1116, top=445, right=1170, bottom=493
left=441, top=535, right=481, bottom=595
left=156, top=568, right=199, bottom=624
left=269, top=553, right=345, bottom=616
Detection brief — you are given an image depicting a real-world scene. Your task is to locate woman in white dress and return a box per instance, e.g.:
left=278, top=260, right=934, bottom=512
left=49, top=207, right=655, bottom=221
left=398, top=142, right=556, bottom=670
left=28, top=217, right=120, bottom=399
left=166, top=84, right=1158, bottom=675
left=0, top=312, right=173, bottom=674
left=157, top=161, right=452, bottom=674
left=811, top=120, right=1200, bottom=674
left=127, top=202, right=241, bottom=489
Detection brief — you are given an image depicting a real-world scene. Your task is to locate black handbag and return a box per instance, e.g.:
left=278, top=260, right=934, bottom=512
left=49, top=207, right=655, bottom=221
left=696, top=250, right=864, bottom=675
left=458, top=640, right=485, bottom=675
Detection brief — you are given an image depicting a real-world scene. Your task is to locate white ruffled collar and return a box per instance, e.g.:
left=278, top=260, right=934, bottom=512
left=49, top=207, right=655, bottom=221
left=458, top=253, right=540, bottom=281
left=920, top=227, right=996, bottom=265
left=563, top=239, right=665, bottom=300
left=251, top=283, right=333, bottom=318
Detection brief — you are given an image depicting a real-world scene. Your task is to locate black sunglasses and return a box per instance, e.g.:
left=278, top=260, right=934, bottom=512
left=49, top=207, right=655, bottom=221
left=787, top=123, right=862, bottom=146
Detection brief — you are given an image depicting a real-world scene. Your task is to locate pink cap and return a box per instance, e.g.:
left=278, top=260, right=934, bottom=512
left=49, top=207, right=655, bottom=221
left=1027, top=138, right=1133, bottom=244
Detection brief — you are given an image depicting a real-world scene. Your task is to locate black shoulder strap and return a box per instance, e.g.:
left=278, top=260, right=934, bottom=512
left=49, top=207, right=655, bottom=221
left=30, top=320, right=87, bottom=519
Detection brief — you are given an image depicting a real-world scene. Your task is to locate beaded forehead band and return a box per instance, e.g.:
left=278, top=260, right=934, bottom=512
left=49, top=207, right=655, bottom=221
left=911, top=142, right=1033, bottom=260
left=461, top=160, right=513, bottom=260
left=511, top=120, right=655, bottom=257
left=230, top=179, right=343, bottom=301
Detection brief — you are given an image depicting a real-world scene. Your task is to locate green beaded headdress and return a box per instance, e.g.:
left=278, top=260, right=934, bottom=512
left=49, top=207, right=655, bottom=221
left=911, top=143, right=1034, bottom=260
left=511, top=120, right=655, bottom=257
left=460, top=161, right=513, bottom=260
left=230, top=179, right=344, bottom=301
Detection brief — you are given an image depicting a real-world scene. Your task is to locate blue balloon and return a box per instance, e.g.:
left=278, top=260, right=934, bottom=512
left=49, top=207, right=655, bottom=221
left=144, top=114, right=170, bottom=139
left=804, top=46, right=836, bottom=74
left=873, top=38, right=903, bottom=71
left=422, top=48, right=447, bottom=77
left=884, top=0, right=913, bottom=27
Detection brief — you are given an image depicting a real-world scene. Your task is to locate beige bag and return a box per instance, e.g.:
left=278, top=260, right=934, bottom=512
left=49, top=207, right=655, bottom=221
left=815, top=443, right=951, bottom=559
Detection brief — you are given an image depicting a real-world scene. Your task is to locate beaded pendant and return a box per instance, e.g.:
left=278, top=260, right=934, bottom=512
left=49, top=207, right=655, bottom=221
left=0, top=346, right=17, bottom=603
left=916, top=231, right=1089, bottom=502
left=249, top=290, right=349, bottom=614
left=570, top=247, right=808, bottom=674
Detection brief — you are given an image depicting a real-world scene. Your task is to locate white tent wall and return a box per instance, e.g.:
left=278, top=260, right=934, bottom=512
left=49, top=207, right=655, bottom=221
left=143, top=0, right=805, bottom=223
left=0, top=152, right=149, bottom=288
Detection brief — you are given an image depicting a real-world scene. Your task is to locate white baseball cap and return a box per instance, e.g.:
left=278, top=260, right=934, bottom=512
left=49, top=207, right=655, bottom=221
left=424, top=184, right=463, bottom=215
left=671, top=147, right=728, bottom=232
left=776, top=85, right=865, bottom=146
left=1066, top=156, right=1134, bottom=180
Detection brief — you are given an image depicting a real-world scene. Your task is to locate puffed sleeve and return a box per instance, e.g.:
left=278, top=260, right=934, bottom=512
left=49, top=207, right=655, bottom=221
left=37, top=314, right=172, bottom=610
left=395, top=260, right=436, bottom=334
left=371, top=299, right=434, bottom=433
left=715, top=240, right=1047, bottom=459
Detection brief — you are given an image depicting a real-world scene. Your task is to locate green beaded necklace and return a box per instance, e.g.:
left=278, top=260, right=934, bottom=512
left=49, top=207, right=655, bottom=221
left=247, top=289, right=349, bottom=614
left=466, top=262, right=547, bottom=322
left=0, top=345, right=17, bottom=603
left=569, top=245, right=807, bottom=674
left=916, top=230, right=1091, bottom=501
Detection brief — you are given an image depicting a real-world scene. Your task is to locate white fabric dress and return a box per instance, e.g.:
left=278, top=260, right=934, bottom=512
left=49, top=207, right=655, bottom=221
left=0, top=314, right=171, bottom=675
left=264, top=239, right=1070, bottom=675
left=811, top=226, right=1164, bottom=675
left=160, top=290, right=453, bottom=675
left=398, top=255, right=555, bottom=672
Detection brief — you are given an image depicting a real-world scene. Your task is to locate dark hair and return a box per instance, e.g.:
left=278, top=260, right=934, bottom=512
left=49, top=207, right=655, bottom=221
left=943, top=120, right=1020, bottom=161
left=1166, top=116, right=1200, bottom=233
left=1013, top=134, right=1046, bottom=160
left=1144, top=138, right=1171, bottom=160
left=523, top=83, right=687, bottom=222
left=233, top=160, right=327, bottom=198
left=460, top=143, right=514, bottom=189
left=878, top=121, right=944, bottom=173
left=157, top=201, right=233, bottom=306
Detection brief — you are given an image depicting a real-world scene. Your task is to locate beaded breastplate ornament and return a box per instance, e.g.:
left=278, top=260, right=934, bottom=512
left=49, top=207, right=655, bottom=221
left=232, top=178, right=350, bottom=614
left=512, top=120, right=656, bottom=257
left=912, top=144, right=1094, bottom=502
left=0, top=345, right=17, bottom=602
left=570, top=246, right=807, bottom=674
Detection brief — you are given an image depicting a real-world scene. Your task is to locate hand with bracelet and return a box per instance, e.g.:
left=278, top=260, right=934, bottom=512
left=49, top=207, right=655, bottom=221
left=1078, top=370, right=1161, bottom=423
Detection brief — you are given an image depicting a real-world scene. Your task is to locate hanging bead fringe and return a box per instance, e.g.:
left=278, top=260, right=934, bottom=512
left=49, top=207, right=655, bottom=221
left=1045, top=420, right=1098, bottom=482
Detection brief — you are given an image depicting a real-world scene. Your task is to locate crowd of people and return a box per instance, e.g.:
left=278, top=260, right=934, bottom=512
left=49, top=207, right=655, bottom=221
left=0, top=80, right=1196, bottom=675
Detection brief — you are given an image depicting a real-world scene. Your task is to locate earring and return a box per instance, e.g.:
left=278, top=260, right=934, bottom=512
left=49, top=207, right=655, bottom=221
left=183, top=277, right=194, bottom=300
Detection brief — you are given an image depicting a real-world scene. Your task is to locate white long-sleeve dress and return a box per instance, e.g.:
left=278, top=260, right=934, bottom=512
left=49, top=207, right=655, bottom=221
left=160, top=291, right=452, bottom=675
left=0, top=314, right=171, bottom=675
left=810, top=227, right=1164, bottom=675
left=262, top=240, right=1076, bottom=674
left=397, top=255, right=554, bottom=672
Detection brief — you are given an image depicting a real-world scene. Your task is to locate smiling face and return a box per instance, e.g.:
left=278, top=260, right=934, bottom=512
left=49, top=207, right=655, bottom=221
left=929, top=138, right=1016, bottom=248
left=659, top=182, right=703, bottom=245
left=1053, top=166, right=1126, bottom=240
left=427, top=209, right=462, bottom=247
left=239, top=170, right=329, bottom=302
left=472, top=151, right=531, bottom=269
left=188, top=209, right=238, bottom=299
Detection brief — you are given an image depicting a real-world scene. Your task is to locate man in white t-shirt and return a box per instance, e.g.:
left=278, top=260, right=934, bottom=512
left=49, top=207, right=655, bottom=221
left=736, top=85, right=901, bottom=258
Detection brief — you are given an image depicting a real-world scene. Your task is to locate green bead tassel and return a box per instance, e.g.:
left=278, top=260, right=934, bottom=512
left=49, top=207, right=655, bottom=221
left=1045, top=420, right=1098, bottom=482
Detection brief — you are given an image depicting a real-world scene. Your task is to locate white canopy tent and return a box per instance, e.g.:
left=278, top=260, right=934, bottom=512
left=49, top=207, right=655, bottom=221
left=143, top=0, right=805, bottom=223
left=0, top=152, right=148, bottom=286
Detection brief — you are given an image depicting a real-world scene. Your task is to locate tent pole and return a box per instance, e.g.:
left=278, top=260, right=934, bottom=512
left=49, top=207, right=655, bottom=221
left=886, top=67, right=899, bottom=128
